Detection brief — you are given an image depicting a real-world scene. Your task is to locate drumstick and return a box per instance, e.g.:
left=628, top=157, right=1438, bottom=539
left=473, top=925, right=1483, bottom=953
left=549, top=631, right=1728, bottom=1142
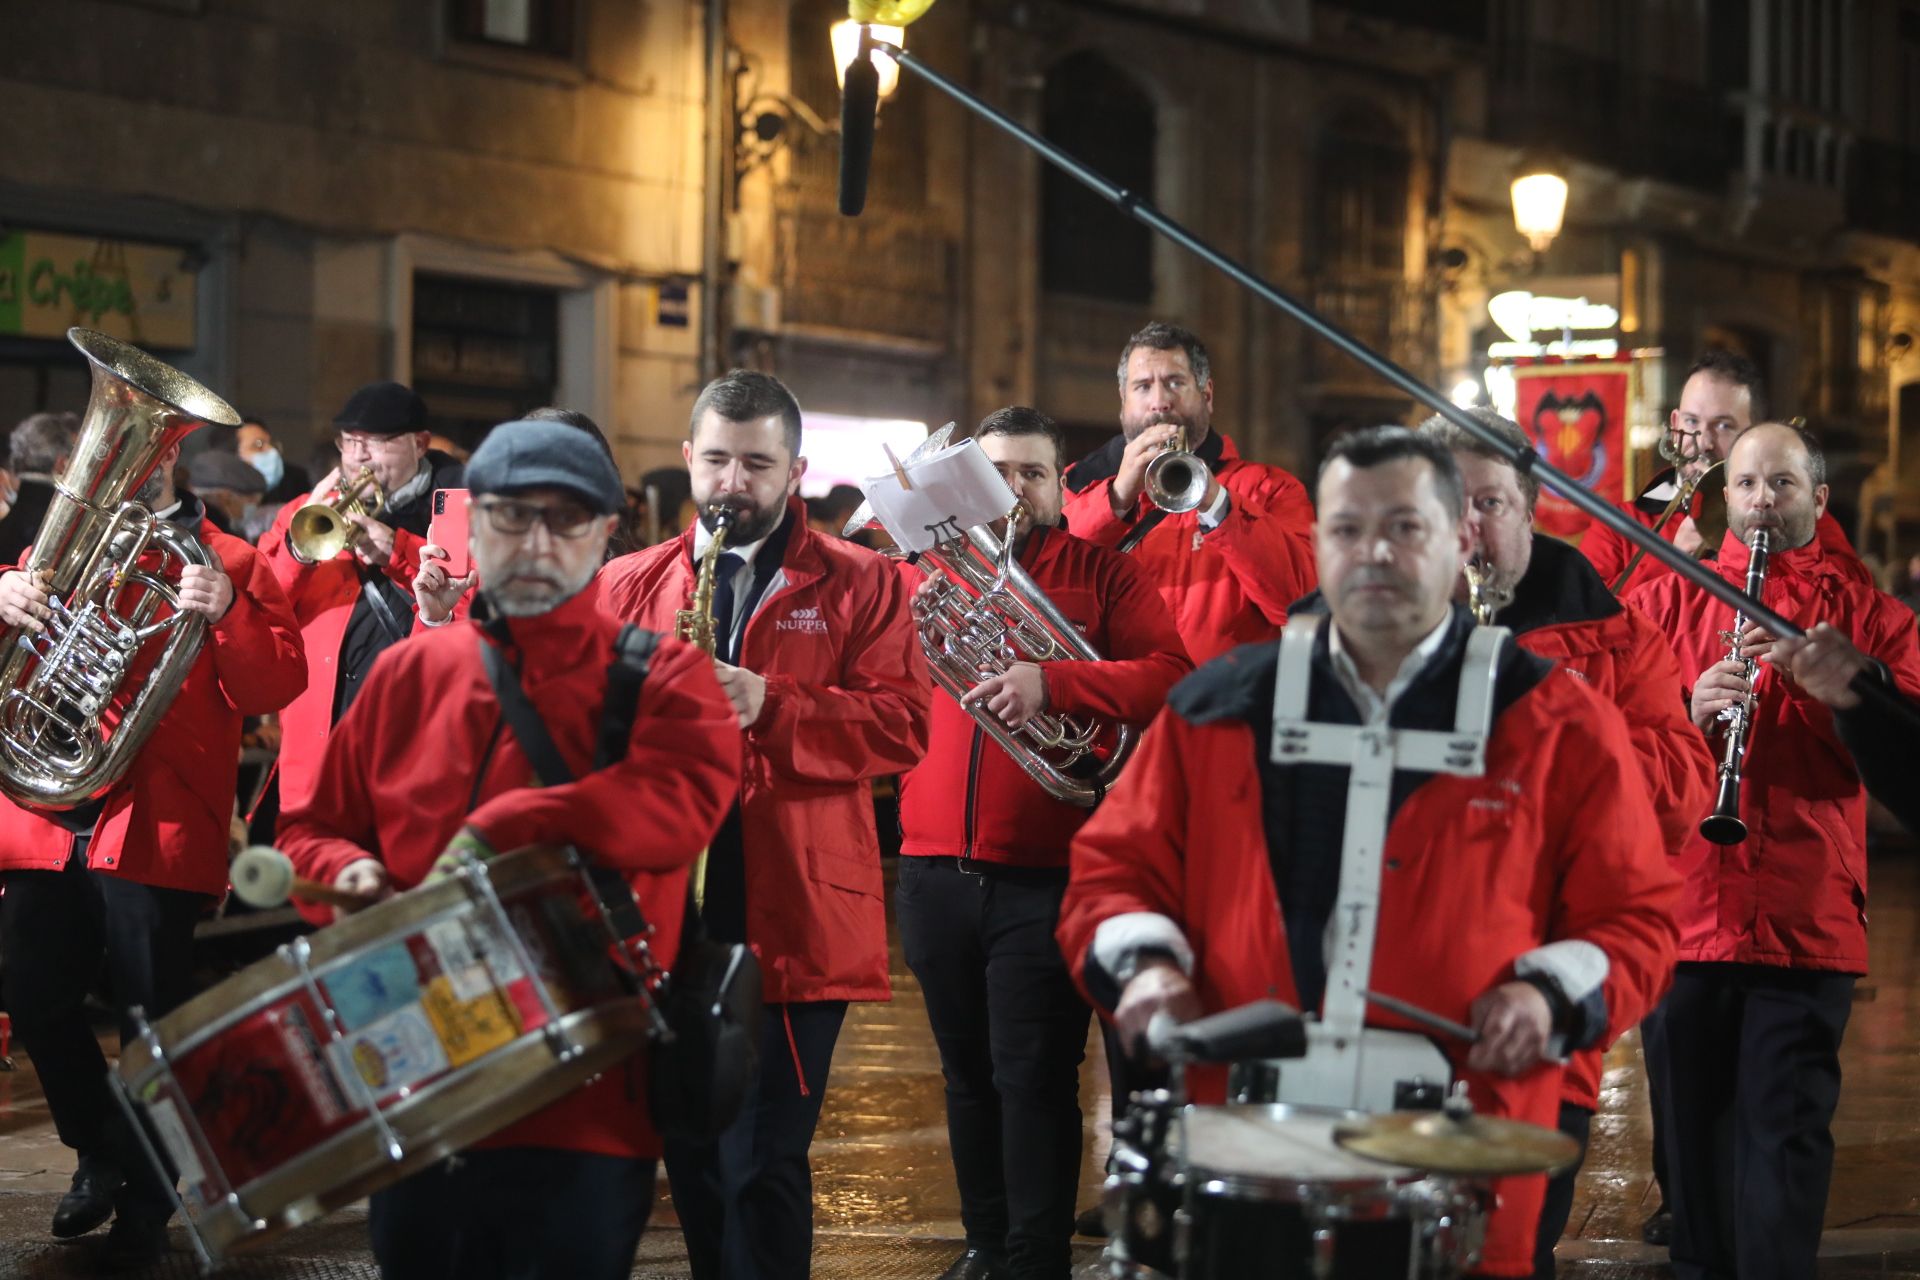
left=1363, top=989, right=1481, bottom=1045
left=231, top=846, right=379, bottom=913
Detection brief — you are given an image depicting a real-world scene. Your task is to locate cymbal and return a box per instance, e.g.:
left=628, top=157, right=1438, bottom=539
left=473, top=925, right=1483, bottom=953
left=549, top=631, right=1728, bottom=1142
left=1332, top=1109, right=1581, bottom=1177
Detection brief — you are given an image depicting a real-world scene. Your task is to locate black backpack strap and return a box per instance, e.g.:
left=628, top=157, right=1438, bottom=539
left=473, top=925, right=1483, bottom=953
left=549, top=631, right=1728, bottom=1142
left=595, top=624, right=662, bottom=769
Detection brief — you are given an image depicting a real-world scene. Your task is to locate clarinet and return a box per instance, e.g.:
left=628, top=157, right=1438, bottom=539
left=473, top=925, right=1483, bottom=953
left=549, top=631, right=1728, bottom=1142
left=1699, top=527, right=1771, bottom=845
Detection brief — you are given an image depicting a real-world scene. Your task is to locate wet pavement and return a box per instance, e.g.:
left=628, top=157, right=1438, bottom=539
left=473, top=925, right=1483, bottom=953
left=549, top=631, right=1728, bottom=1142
left=5, top=849, right=1920, bottom=1277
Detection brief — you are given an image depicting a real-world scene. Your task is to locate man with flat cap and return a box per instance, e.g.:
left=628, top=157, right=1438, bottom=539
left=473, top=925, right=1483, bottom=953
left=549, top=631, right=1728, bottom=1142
left=283, top=419, right=741, bottom=1280
left=261, top=382, right=465, bottom=819
left=187, top=448, right=269, bottom=539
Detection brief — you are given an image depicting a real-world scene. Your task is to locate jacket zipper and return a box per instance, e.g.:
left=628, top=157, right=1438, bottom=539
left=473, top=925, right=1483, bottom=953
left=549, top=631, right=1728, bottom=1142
left=962, top=725, right=984, bottom=858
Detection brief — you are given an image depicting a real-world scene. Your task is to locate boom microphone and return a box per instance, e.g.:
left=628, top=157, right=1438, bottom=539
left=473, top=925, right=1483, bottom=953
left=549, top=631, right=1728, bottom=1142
left=838, top=41, right=880, bottom=216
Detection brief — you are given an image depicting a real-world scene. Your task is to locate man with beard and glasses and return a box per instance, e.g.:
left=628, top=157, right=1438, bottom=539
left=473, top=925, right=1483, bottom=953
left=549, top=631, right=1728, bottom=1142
left=1061, top=322, right=1316, bottom=665
left=280, top=419, right=742, bottom=1280
left=894, top=407, right=1190, bottom=1280
left=1625, top=423, right=1920, bottom=1280
left=260, top=381, right=465, bottom=822
left=1410, top=409, right=1712, bottom=1280
left=595, top=370, right=931, bottom=1280
left=1056, top=426, right=1679, bottom=1280
left=0, top=438, right=306, bottom=1264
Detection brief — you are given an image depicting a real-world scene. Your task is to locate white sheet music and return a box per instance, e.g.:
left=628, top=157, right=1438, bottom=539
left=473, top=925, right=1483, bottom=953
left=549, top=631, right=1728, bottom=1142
left=862, top=437, right=1014, bottom=552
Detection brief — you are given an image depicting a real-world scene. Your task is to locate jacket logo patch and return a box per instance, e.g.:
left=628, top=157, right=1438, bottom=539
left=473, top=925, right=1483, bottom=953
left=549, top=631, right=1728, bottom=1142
left=776, top=606, right=828, bottom=634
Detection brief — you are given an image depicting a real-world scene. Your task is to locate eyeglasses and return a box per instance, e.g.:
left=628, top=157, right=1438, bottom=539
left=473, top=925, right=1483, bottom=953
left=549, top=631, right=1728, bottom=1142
left=337, top=432, right=418, bottom=455
left=476, top=498, right=601, bottom=539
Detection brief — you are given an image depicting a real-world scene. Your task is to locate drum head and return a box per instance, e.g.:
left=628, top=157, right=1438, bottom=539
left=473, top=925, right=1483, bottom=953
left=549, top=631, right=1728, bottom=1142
left=1177, top=1104, right=1424, bottom=1201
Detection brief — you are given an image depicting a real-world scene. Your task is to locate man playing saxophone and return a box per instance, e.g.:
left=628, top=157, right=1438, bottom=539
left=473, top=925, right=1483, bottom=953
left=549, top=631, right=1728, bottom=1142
left=895, top=406, right=1191, bottom=1280
left=595, top=370, right=930, bottom=1280
left=0, top=436, right=306, bottom=1265
left=1624, top=422, right=1920, bottom=1280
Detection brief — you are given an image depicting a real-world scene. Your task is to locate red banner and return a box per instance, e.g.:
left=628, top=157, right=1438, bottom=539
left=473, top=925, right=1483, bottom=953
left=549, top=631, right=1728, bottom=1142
left=1511, top=359, right=1631, bottom=538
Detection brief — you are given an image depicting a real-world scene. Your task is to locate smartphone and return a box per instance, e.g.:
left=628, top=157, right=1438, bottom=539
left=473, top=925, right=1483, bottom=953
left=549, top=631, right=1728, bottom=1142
left=429, top=489, right=472, bottom=578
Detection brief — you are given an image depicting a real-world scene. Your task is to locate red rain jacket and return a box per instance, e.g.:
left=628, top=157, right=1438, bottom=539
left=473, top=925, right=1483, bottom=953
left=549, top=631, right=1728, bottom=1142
left=1579, top=468, right=1868, bottom=595
left=0, top=503, right=307, bottom=896
left=1063, top=433, right=1316, bottom=664
left=897, top=525, right=1192, bottom=867
left=1627, top=530, right=1920, bottom=974
left=1057, top=640, right=1679, bottom=1278
left=278, top=584, right=742, bottom=1157
left=597, top=500, right=930, bottom=1004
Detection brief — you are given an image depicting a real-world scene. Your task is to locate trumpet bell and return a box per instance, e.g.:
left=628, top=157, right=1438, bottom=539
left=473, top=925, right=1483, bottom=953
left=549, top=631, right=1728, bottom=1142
left=1145, top=447, right=1209, bottom=514
left=288, top=503, right=354, bottom=562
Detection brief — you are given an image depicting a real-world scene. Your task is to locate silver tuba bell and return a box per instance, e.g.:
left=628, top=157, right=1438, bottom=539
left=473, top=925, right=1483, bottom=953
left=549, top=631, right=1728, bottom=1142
left=0, top=328, right=238, bottom=810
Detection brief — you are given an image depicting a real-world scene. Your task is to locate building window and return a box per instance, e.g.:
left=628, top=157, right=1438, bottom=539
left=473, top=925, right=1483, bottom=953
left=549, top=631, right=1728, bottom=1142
left=449, top=0, right=575, bottom=58
left=1040, top=51, right=1155, bottom=305
left=411, top=275, right=559, bottom=453
left=1312, top=109, right=1409, bottom=277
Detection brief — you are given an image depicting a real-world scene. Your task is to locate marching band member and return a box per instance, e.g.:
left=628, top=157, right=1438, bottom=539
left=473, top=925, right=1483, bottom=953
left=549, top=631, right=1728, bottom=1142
left=1624, top=423, right=1920, bottom=1280
left=0, top=442, right=305, bottom=1264
left=1062, top=322, right=1317, bottom=664
left=596, top=371, right=930, bottom=1280
left=259, top=381, right=464, bottom=817
left=895, top=408, right=1191, bottom=1280
left=1412, top=409, right=1714, bottom=1279
left=280, top=419, right=741, bottom=1280
left=1580, top=351, right=1866, bottom=595
left=1057, top=427, right=1679, bottom=1279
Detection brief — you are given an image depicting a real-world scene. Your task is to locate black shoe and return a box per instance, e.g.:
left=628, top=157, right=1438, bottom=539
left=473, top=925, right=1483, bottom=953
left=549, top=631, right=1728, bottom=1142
left=101, top=1211, right=170, bottom=1268
left=937, top=1247, right=1007, bottom=1280
left=50, top=1160, right=123, bottom=1239
left=1641, top=1207, right=1673, bottom=1246
left=1074, top=1203, right=1110, bottom=1238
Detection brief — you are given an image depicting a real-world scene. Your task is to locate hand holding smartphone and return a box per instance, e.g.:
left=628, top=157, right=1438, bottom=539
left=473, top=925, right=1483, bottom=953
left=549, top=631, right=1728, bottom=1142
left=429, top=489, right=472, bottom=578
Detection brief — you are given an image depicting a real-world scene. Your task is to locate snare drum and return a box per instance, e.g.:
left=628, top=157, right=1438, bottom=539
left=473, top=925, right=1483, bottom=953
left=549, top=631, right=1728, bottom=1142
left=1104, top=1103, right=1487, bottom=1280
left=115, top=846, right=654, bottom=1267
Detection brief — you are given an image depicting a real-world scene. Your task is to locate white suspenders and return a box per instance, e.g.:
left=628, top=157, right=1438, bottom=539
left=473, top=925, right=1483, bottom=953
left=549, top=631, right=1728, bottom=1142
left=1261, top=613, right=1505, bottom=1111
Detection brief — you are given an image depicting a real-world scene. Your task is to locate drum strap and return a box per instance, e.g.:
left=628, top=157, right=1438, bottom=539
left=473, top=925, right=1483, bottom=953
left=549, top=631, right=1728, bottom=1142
left=1267, top=614, right=1503, bottom=1108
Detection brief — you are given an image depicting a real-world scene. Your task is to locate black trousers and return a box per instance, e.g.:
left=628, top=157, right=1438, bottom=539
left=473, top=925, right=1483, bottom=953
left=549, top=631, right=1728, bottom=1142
left=663, top=998, right=847, bottom=1280
left=369, top=1147, right=656, bottom=1280
left=1532, top=1102, right=1593, bottom=1280
left=896, top=856, right=1092, bottom=1280
left=1642, top=998, right=1671, bottom=1207
left=1656, top=961, right=1855, bottom=1280
left=0, top=850, right=208, bottom=1220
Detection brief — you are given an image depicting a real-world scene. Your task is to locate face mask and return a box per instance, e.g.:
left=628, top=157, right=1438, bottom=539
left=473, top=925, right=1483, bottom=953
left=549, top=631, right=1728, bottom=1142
left=248, top=447, right=286, bottom=489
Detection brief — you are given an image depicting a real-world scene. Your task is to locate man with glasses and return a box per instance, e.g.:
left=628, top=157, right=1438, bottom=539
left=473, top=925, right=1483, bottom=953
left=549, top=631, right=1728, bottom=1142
left=281, top=418, right=742, bottom=1280
left=261, top=381, right=465, bottom=819
left=596, top=370, right=930, bottom=1280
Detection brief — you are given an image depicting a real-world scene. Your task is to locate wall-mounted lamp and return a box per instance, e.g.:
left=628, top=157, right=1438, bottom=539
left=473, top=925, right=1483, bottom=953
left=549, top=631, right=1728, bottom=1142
left=1510, top=156, right=1569, bottom=254
left=831, top=20, right=905, bottom=100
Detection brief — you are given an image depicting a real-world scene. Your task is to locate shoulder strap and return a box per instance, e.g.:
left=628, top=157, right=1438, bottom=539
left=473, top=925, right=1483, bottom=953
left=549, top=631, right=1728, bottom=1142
left=357, top=563, right=413, bottom=644
left=595, top=625, right=663, bottom=769
left=478, top=635, right=575, bottom=787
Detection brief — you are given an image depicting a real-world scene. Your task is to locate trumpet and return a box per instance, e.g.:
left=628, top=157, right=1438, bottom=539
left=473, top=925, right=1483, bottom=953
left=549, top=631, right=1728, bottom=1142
left=1463, top=557, right=1498, bottom=625
left=1143, top=425, right=1209, bottom=514
left=1700, top=527, right=1770, bottom=845
left=288, top=467, right=388, bottom=562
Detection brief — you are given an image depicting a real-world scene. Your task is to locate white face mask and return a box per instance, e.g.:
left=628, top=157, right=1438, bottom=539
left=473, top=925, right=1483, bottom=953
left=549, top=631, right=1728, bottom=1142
left=247, top=447, right=286, bottom=489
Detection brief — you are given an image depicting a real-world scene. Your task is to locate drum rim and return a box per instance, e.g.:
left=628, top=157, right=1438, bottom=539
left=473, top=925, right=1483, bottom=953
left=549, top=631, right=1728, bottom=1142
left=1175, top=1102, right=1428, bottom=1200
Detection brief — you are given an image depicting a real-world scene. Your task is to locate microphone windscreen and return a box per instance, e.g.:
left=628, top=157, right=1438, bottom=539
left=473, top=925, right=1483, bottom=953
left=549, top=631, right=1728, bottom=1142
left=838, top=51, right=881, bottom=217
left=231, top=845, right=297, bottom=909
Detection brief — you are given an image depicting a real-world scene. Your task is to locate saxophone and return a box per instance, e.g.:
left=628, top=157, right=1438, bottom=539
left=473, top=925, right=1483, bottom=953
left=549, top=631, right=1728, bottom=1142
left=675, top=506, right=737, bottom=655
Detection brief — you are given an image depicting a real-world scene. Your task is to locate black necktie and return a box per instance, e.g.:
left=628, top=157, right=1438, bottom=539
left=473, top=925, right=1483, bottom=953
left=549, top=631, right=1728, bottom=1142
left=709, top=551, right=745, bottom=663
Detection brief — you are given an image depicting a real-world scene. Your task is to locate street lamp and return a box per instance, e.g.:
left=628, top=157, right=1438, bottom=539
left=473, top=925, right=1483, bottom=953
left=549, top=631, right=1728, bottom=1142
left=831, top=20, right=905, bottom=100
left=1510, top=158, right=1569, bottom=254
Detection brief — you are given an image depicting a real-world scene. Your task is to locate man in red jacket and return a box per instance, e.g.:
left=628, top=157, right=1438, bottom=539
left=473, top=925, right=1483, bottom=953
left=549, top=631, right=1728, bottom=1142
left=596, top=370, right=930, bottom=1280
left=1058, top=426, right=1679, bottom=1280
left=1414, top=408, right=1714, bottom=1279
left=894, top=407, right=1191, bottom=1280
left=1062, top=322, right=1316, bottom=665
left=1626, top=422, right=1920, bottom=1280
left=260, top=381, right=465, bottom=818
left=281, top=418, right=742, bottom=1280
left=1580, top=351, right=1865, bottom=595
left=0, top=440, right=306, bottom=1263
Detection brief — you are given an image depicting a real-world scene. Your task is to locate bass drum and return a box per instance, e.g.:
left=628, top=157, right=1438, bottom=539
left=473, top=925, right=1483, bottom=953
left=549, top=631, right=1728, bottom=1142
left=1104, top=1102, right=1487, bottom=1280
left=115, top=846, right=655, bottom=1267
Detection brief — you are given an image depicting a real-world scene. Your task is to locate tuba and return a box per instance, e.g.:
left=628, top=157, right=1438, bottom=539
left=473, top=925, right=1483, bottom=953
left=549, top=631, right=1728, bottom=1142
left=1143, top=424, right=1209, bottom=514
left=288, top=467, right=387, bottom=562
left=0, top=328, right=239, bottom=810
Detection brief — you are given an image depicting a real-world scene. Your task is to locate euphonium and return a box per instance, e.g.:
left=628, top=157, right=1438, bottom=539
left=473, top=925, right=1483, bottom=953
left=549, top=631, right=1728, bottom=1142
left=289, top=467, right=388, bottom=562
left=911, top=500, right=1136, bottom=806
left=0, top=328, right=239, bottom=810
left=1143, top=424, right=1209, bottom=514
left=1699, top=526, right=1770, bottom=845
